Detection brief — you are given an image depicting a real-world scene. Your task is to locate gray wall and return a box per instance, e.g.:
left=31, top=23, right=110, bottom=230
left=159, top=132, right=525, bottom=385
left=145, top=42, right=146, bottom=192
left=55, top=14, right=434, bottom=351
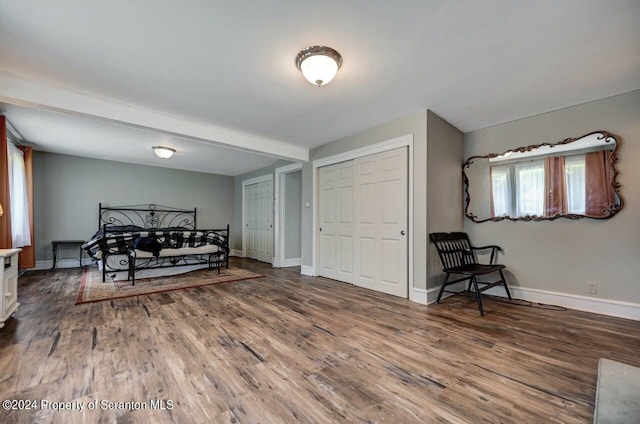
left=426, top=111, right=465, bottom=288
left=464, top=90, right=640, bottom=303
left=32, top=152, right=234, bottom=261
left=302, top=110, right=430, bottom=290
left=284, top=170, right=301, bottom=260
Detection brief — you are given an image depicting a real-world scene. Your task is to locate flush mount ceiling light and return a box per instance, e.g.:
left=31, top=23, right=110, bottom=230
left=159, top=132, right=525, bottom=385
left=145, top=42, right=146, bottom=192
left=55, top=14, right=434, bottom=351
left=295, top=46, right=343, bottom=87
left=152, top=146, right=176, bottom=159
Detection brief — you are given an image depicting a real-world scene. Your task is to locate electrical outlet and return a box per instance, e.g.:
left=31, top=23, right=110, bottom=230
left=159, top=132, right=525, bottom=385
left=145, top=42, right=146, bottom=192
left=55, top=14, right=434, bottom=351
left=588, top=282, right=598, bottom=294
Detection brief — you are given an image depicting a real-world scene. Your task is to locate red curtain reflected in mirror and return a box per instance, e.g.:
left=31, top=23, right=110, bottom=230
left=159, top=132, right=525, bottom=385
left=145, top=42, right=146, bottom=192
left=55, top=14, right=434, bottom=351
left=544, top=156, right=567, bottom=216
left=585, top=150, right=614, bottom=217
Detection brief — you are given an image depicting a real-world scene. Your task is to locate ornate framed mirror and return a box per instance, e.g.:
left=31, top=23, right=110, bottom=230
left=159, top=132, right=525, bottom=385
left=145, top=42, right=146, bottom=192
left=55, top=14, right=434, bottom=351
left=464, top=131, right=623, bottom=222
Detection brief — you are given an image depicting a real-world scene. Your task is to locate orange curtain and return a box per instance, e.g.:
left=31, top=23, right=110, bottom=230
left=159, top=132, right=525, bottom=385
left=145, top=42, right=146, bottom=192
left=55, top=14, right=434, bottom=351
left=18, top=145, right=35, bottom=268
left=585, top=150, right=614, bottom=217
left=0, top=116, right=12, bottom=249
left=544, top=156, right=567, bottom=217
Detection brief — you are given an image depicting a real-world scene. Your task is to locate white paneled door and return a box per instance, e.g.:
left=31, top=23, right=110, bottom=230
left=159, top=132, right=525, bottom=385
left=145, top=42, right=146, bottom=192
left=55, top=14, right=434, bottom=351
left=317, top=147, right=408, bottom=298
left=244, top=178, right=273, bottom=263
left=318, top=161, right=354, bottom=282
left=353, top=147, right=408, bottom=297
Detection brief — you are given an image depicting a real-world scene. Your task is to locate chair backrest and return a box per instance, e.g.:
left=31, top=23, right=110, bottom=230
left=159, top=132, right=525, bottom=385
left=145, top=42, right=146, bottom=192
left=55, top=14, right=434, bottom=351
left=429, top=232, right=477, bottom=271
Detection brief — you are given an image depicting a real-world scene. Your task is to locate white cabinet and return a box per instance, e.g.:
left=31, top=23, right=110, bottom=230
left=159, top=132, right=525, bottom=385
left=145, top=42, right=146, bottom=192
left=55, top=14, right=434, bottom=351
left=0, top=248, right=21, bottom=328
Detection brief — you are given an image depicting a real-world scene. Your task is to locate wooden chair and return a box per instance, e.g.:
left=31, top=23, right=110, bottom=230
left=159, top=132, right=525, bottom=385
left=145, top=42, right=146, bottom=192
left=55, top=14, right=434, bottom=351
left=429, top=232, right=511, bottom=315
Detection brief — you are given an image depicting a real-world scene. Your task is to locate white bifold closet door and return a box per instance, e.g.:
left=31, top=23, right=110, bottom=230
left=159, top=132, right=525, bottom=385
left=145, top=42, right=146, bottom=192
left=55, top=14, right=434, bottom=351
left=353, top=147, right=408, bottom=298
left=318, top=161, right=354, bottom=282
left=318, top=147, right=408, bottom=298
left=245, top=179, right=273, bottom=263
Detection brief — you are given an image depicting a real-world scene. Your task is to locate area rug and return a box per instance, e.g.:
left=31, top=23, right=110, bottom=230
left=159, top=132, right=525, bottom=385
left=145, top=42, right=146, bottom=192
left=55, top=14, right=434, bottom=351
left=593, top=358, right=640, bottom=423
left=76, top=266, right=263, bottom=304
left=108, top=264, right=210, bottom=281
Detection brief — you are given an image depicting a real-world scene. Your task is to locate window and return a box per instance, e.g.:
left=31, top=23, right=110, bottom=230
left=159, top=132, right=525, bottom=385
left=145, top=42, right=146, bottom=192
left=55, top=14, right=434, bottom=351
left=515, top=161, right=544, bottom=217
left=565, top=155, right=586, bottom=214
left=490, top=165, right=511, bottom=217
left=7, top=142, right=31, bottom=247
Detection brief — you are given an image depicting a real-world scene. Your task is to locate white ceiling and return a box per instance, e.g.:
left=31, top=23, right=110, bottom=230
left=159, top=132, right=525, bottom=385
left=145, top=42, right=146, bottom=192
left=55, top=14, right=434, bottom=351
left=0, top=103, right=276, bottom=176
left=0, top=0, right=638, bottom=175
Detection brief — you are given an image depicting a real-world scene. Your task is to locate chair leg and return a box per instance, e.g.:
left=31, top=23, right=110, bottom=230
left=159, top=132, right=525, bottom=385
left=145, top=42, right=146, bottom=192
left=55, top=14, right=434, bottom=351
left=471, top=276, right=485, bottom=316
left=127, top=254, right=133, bottom=285
left=436, top=273, right=450, bottom=304
left=499, top=270, right=511, bottom=299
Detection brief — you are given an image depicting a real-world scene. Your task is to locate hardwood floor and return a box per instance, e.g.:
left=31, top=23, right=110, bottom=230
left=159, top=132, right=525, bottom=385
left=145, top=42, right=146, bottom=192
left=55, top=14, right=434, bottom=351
left=0, top=258, right=638, bottom=423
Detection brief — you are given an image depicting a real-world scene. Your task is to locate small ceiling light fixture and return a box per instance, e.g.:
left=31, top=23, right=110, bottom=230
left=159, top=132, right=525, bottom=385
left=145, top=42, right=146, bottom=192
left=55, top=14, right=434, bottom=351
left=295, top=45, right=343, bottom=87
left=152, top=146, right=176, bottom=159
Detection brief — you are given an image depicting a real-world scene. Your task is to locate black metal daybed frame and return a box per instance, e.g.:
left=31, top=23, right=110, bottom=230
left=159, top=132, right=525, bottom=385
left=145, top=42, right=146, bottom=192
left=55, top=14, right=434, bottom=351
left=95, top=203, right=229, bottom=282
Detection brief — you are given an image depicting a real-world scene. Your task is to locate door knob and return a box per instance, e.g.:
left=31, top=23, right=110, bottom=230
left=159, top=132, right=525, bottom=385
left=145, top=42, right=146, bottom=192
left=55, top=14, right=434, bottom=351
left=400, top=230, right=405, bottom=236
left=319, top=227, right=323, bottom=232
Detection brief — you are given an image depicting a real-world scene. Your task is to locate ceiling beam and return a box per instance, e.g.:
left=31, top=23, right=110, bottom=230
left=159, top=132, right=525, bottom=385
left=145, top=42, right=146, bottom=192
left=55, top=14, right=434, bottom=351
left=0, top=72, right=308, bottom=162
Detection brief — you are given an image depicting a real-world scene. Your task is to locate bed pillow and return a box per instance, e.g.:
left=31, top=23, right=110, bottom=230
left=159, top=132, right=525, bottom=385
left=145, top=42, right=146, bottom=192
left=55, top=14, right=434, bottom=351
left=132, top=236, right=162, bottom=257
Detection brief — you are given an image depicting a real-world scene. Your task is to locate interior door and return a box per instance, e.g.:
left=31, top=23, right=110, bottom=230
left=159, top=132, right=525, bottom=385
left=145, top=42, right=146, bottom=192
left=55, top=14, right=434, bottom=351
left=318, top=161, right=354, bottom=282
left=245, top=178, right=273, bottom=263
left=353, top=147, right=408, bottom=297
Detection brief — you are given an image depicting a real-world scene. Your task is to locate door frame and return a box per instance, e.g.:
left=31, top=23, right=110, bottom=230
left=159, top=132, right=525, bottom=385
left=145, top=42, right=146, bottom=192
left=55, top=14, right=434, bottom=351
left=242, top=173, right=274, bottom=262
left=274, top=162, right=303, bottom=267
left=311, top=134, right=414, bottom=297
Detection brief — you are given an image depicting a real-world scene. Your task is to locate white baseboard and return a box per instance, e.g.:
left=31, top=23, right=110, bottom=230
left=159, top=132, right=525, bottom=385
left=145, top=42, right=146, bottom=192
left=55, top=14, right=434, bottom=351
left=230, top=249, right=245, bottom=257
left=426, top=287, right=440, bottom=304
left=409, top=287, right=428, bottom=304
left=281, top=258, right=301, bottom=267
left=34, top=258, right=91, bottom=270
left=300, top=265, right=314, bottom=276
left=423, top=281, right=466, bottom=305
left=424, top=280, right=640, bottom=321
left=482, top=285, right=640, bottom=321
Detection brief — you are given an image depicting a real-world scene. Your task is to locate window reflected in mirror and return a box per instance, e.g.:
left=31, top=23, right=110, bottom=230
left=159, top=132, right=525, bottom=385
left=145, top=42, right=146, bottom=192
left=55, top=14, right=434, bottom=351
left=464, top=132, right=623, bottom=222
